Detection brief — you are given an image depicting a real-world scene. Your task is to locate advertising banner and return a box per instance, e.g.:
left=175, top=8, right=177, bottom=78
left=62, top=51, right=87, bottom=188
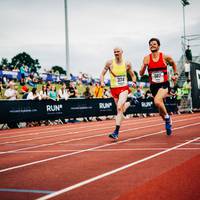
left=0, top=98, right=116, bottom=124
left=0, top=97, right=177, bottom=125
left=190, top=62, right=200, bottom=108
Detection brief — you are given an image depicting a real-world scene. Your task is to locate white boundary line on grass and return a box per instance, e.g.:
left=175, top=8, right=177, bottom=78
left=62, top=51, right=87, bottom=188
left=36, top=136, right=200, bottom=200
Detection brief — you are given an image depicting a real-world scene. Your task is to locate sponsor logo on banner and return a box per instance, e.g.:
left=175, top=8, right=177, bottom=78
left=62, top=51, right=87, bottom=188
left=99, top=102, right=112, bottom=109
left=196, top=69, right=200, bottom=89
left=141, top=101, right=153, bottom=108
left=46, top=104, right=63, bottom=114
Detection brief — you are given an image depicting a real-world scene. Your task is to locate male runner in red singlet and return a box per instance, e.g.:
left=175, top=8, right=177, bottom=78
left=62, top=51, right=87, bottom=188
left=100, top=47, right=136, bottom=139
left=140, top=38, right=178, bottom=135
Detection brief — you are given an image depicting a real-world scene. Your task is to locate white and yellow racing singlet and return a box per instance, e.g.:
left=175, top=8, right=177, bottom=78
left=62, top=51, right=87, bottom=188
left=110, top=59, right=128, bottom=88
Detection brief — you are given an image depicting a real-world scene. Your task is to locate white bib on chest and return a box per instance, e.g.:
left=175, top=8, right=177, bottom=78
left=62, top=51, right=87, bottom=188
left=152, top=71, right=164, bottom=83
left=115, top=75, right=126, bottom=86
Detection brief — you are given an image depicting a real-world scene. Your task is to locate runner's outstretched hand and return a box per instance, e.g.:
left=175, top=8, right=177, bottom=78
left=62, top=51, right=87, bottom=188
left=132, top=81, right=137, bottom=88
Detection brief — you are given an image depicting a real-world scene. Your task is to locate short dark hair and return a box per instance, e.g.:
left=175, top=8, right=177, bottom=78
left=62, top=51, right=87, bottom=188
left=149, top=38, right=160, bottom=46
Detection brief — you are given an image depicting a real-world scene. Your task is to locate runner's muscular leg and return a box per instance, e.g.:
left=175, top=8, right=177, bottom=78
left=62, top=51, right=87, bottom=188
left=154, top=88, right=169, bottom=120
left=115, top=90, right=129, bottom=126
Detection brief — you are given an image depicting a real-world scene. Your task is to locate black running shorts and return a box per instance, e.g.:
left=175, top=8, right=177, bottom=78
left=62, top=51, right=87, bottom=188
left=150, top=81, right=170, bottom=97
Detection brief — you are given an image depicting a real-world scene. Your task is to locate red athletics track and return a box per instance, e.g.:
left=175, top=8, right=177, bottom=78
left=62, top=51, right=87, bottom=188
left=0, top=113, right=199, bottom=200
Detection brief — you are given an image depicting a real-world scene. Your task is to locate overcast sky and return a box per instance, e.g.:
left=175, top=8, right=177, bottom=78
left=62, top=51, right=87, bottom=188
left=0, top=0, right=200, bottom=77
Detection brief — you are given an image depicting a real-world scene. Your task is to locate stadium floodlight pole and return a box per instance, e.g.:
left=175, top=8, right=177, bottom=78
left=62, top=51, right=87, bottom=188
left=64, top=0, right=70, bottom=79
left=181, top=0, right=190, bottom=52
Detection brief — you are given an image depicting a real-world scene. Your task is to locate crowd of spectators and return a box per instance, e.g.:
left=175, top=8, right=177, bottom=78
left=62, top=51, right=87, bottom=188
left=4, top=81, right=18, bottom=100
left=0, top=73, right=191, bottom=104
left=0, top=64, right=194, bottom=129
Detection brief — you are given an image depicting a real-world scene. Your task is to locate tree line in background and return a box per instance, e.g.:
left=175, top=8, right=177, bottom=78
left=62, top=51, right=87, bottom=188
left=0, top=52, right=149, bottom=82
left=0, top=52, right=66, bottom=75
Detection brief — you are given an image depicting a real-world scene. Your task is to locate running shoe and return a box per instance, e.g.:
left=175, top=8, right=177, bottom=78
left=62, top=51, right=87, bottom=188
left=109, top=131, right=119, bottom=140
left=165, top=116, right=172, bottom=135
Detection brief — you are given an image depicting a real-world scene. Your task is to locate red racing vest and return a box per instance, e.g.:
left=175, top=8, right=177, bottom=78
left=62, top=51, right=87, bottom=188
left=148, top=52, right=168, bottom=84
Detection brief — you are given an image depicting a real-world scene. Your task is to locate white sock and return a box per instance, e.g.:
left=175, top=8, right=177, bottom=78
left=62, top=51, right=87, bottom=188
left=165, top=114, right=170, bottom=119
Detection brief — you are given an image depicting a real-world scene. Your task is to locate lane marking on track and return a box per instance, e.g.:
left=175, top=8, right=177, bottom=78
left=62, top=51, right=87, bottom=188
left=0, top=117, right=164, bottom=142
left=36, top=136, right=200, bottom=200
left=2, top=147, right=199, bottom=154
left=0, top=142, right=168, bottom=147
left=0, top=117, right=160, bottom=138
left=0, top=117, right=199, bottom=155
left=0, top=122, right=168, bottom=153
left=0, top=122, right=199, bottom=173
left=0, top=117, right=196, bottom=155
left=0, top=188, right=54, bottom=194
left=0, top=114, right=199, bottom=138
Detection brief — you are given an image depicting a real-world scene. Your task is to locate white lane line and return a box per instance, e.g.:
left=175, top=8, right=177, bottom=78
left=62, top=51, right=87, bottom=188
left=0, top=117, right=147, bottom=145
left=0, top=122, right=165, bottom=154
left=36, top=136, right=200, bottom=200
left=0, top=123, right=113, bottom=141
left=0, top=117, right=197, bottom=155
left=0, top=114, right=198, bottom=138
left=1, top=142, right=168, bottom=147
left=2, top=147, right=199, bottom=154
left=0, top=126, right=114, bottom=145
left=0, top=118, right=162, bottom=142
left=0, top=122, right=199, bottom=173
left=0, top=188, right=54, bottom=194
left=0, top=117, right=155, bottom=137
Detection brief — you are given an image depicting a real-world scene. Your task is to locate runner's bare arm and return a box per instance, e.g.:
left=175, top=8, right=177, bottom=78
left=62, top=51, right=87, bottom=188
left=164, top=55, right=177, bottom=74
left=139, top=56, right=149, bottom=76
left=100, top=60, right=112, bottom=86
left=126, top=62, right=136, bottom=83
left=164, top=55, right=178, bottom=81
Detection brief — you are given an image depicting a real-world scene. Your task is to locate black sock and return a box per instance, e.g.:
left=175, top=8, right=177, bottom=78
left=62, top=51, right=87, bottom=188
left=115, top=125, right=120, bottom=133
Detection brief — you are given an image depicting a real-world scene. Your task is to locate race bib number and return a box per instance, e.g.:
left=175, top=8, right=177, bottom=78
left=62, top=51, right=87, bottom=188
left=115, top=75, right=126, bottom=86
left=152, top=71, right=164, bottom=83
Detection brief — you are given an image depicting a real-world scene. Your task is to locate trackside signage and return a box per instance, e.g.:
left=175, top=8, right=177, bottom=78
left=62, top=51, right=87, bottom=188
left=99, top=102, right=112, bottom=109
left=141, top=101, right=153, bottom=108
left=196, top=69, right=200, bottom=89
left=190, top=62, right=200, bottom=108
left=46, top=104, right=63, bottom=114
left=0, top=98, right=177, bottom=124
